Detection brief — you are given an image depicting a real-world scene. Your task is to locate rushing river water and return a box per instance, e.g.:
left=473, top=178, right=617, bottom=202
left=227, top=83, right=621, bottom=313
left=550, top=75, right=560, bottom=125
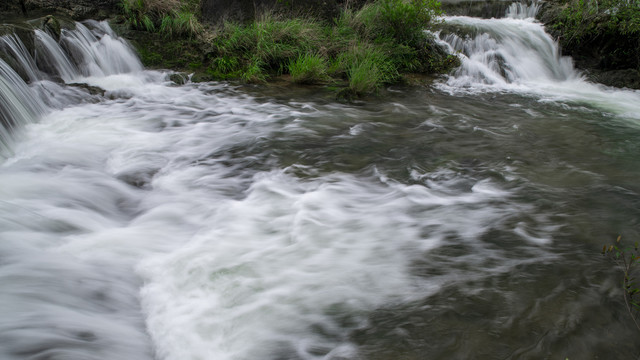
left=1, top=3, right=640, bottom=360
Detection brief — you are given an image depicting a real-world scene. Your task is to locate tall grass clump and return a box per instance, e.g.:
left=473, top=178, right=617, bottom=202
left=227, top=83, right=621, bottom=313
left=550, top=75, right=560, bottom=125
left=159, top=10, right=203, bottom=38
left=119, top=0, right=203, bottom=38
left=210, top=15, right=325, bottom=81
left=338, top=43, right=398, bottom=94
left=288, top=53, right=328, bottom=84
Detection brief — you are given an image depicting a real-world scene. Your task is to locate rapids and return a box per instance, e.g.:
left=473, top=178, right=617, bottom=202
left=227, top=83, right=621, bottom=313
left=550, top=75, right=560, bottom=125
left=1, top=5, right=640, bottom=360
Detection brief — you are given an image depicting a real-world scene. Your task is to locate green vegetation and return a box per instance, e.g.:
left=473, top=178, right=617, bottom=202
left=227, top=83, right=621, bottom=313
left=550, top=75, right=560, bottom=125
left=549, top=0, right=640, bottom=70
left=288, top=53, right=328, bottom=84
left=208, top=0, right=457, bottom=96
left=553, top=0, right=640, bottom=42
left=119, top=0, right=203, bottom=37
left=603, top=236, right=640, bottom=332
left=120, top=0, right=460, bottom=97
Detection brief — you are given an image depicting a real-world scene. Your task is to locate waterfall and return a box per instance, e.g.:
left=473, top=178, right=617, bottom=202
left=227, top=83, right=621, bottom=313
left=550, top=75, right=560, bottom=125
left=34, top=29, right=81, bottom=82
left=0, top=34, right=42, bottom=82
left=0, top=20, right=142, bottom=155
left=435, top=1, right=640, bottom=120
left=505, top=1, right=540, bottom=19
left=60, top=21, right=143, bottom=78
left=0, top=59, right=44, bottom=155
left=436, top=16, right=578, bottom=87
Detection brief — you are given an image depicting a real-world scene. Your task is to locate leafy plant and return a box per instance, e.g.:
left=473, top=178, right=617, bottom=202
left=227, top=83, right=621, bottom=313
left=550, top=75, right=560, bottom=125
left=603, top=235, right=640, bottom=332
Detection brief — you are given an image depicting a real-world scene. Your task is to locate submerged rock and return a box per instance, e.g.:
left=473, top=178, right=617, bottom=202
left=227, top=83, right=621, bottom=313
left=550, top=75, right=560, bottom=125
left=68, top=83, right=107, bottom=96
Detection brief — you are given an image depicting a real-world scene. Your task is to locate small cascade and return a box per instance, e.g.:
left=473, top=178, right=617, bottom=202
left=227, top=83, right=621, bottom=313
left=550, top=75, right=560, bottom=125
left=0, top=20, right=143, bottom=155
left=505, top=1, right=540, bottom=19
left=0, top=34, right=41, bottom=82
left=0, top=21, right=143, bottom=85
left=34, top=29, right=81, bottom=82
left=60, top=21, right=143, bottom=78
left=436, top=2, right=578, bottom=88
left=0, top=59, right=44, bottom=154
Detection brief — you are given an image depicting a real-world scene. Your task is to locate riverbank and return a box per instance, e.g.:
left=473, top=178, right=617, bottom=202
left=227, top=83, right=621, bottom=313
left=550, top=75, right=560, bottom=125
left=1, top=0, right=639, bottom=91
left=112, top=0, right=459, bottom=98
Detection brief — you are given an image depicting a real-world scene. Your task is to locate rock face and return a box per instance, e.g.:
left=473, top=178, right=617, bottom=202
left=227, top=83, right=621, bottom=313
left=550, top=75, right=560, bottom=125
left=200, top=0, right=363, bottom=24
left=1, top=0, right=119, bottom=20
left=0, top=0, right=27, bottom=16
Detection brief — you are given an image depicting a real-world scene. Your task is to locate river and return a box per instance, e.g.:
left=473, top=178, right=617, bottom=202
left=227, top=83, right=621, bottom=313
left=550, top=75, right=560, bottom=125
left=1, top=3, right=639, bottom=360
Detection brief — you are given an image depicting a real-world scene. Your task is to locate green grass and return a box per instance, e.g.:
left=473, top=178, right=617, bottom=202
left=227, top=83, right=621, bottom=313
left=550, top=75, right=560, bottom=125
left=346, top=44, right=398, bottom=94
left=549, top=0, right=640, bottom=70
left=207, top=0, right=455, bottom=93
left=123, top=0, right=460, bottom=96
left=288, top=53, right=329, bottom=84
left=119, top=0, right=203, bottom=38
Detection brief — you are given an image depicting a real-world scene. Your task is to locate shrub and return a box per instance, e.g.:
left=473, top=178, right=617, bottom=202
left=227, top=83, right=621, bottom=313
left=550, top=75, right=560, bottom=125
left=548, top=0, right=640, bottom=71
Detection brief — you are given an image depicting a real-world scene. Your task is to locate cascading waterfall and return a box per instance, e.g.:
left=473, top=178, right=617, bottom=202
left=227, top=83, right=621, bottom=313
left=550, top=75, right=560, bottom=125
left=0, top=33, right=42, bottom=82
left=436, top=3, right=577, bottom=87
left=0, top=58, right=44, bottom=154
left=60, top=21, right=143, bottom=78
left=0, top=20, right=143, bottom=155
left=1, top=20, right=155, bottom=360
left=34, top=29, right=81, bottom=82
left=434, top=1, right=640, bottom=120
left=504, top=1, right=540, bottom=19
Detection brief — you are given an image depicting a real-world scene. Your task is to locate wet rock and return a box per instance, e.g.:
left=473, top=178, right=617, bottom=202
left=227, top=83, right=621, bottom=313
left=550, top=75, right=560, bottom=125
left=585, top=69, right=640, bottom=90
left=169, top=73, right=189, bottom=85
left=68, top=83, right=107, bottom=96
